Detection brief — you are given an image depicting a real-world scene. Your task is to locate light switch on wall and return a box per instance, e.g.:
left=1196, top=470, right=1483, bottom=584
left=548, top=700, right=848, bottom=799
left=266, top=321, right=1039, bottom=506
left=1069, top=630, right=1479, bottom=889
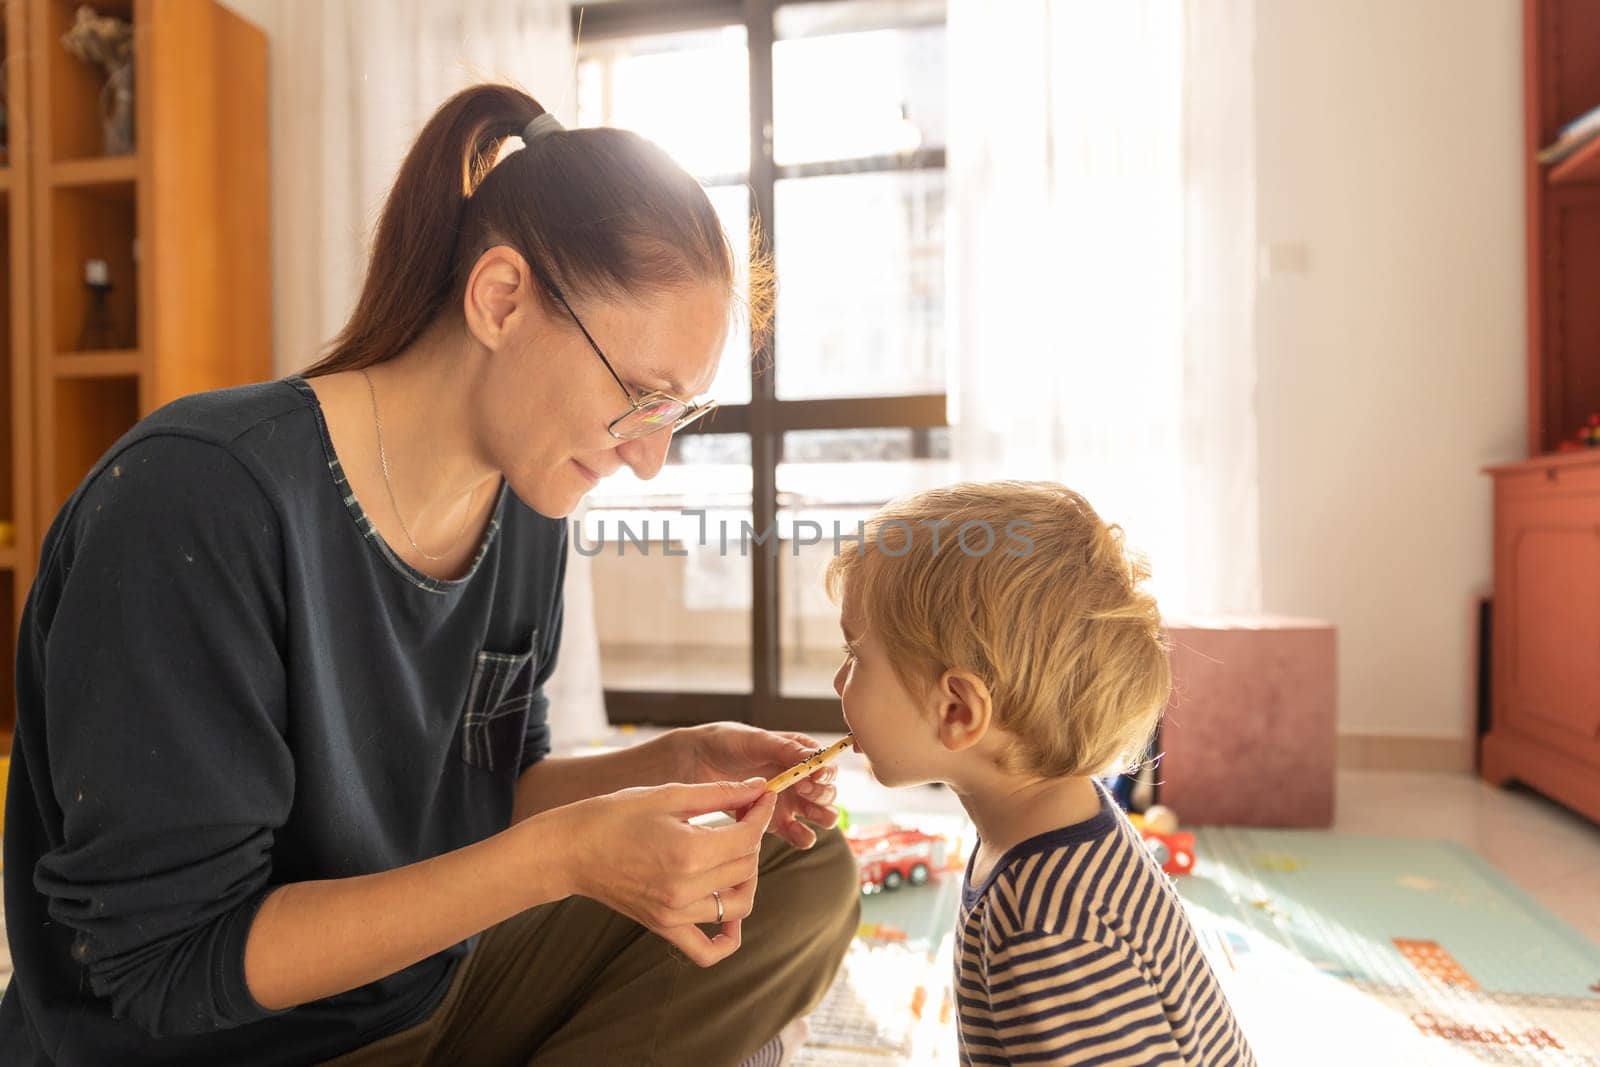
left=1259, top=241, right=1311, bottom=280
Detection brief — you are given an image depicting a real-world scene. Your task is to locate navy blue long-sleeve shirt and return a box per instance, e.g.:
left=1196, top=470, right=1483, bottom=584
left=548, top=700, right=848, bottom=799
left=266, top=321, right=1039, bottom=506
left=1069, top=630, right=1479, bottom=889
left=1, top=377, right=566, bottom=1064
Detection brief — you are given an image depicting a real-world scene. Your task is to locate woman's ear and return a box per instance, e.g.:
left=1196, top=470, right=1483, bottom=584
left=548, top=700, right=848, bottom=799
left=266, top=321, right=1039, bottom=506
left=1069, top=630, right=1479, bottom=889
left=463, top=245, right=535, bottom=351
left=931, top=669, right=994, bottom=753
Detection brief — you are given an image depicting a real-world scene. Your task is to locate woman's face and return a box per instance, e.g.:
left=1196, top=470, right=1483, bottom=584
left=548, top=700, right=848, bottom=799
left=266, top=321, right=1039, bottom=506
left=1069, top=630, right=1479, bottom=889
left=477, top=276, right=729, bottom=519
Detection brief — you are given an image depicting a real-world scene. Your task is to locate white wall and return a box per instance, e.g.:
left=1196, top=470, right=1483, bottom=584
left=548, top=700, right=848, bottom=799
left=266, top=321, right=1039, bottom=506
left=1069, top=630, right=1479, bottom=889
left=216, top=0, right=288, bottom=369
left=217, top=0, right=275, bottom=32
left=1253, top=0, right=1526, bottom=743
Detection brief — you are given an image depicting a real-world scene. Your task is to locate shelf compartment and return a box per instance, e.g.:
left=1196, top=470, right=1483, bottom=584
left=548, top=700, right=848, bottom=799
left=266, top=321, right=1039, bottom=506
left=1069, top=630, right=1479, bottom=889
left=45, top=0, right=137, bottom=163
left=0, top=194, right=11, bottom=529
left=51, top=376, right=139, bottom=514
left=50, top=183, right=139, bottom=355
left=0, top=574, right=12, bottom=736
left=1535, top=185, right=1600, bottom=452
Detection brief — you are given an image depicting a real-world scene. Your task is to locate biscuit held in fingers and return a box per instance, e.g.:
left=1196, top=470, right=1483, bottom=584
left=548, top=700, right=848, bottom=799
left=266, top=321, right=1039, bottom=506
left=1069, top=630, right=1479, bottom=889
left=764, top=735, right=854, bottom=794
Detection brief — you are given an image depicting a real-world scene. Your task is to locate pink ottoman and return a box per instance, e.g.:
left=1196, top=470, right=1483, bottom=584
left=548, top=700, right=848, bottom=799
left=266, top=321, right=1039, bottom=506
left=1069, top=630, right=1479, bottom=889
left=1156, top=616, right=1337, bottom=828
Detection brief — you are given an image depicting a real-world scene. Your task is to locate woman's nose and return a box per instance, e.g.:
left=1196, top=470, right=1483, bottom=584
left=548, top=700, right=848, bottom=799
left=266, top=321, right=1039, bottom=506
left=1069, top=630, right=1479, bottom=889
left=619, top=429, right=674, bottom=480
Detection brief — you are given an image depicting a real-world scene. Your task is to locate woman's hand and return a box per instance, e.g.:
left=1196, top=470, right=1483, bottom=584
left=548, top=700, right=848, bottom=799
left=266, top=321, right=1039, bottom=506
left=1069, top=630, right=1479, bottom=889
left=672, top=723, right=842, bottom=849
left=551, top=778, right=777, bottom=967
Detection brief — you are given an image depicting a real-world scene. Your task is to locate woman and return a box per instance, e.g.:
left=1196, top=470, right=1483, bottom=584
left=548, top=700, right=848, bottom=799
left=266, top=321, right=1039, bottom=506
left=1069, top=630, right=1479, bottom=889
left=0, top=85, right=858, bottom=1066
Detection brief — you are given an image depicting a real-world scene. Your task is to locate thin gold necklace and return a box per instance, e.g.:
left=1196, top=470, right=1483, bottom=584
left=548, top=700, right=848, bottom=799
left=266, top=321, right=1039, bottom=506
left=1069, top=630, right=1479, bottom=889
left=361, top=368, right=474, bottom=562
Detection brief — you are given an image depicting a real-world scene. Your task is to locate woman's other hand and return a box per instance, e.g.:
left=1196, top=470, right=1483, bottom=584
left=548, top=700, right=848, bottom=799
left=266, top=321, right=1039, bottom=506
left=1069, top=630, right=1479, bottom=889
left=548, top=778, right=776, bottom=967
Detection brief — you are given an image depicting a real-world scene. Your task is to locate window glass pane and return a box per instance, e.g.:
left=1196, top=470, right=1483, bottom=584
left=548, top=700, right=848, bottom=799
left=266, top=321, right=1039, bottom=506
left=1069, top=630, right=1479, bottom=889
left=577, top=39, right=753, bottom=402
left=588, top=434, right=753, bottom=694
left=577, top=26, right=749, bottom=181
left=774, top=169, right=945, bottom=399
left=774, top=0, right=946, bottom=166
left=706, top=184, right=753, bottom=405
left=775, top=428, right=954, bottom=697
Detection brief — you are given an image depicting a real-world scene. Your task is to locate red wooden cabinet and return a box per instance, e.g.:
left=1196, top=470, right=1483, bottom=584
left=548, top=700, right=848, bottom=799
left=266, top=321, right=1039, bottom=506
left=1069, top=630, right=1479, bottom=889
left=1485, top=2, right=1600, bottom=822
left=1482, top=454, right=1600, bottom=822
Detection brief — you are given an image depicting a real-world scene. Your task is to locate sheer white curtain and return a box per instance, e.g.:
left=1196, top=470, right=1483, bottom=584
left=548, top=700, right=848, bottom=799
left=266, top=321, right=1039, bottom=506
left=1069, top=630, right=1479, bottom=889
left=270, top=0, right=576, bottom=368
left=266, top=0, right=609, bottom=742
left=946, top=0, right=1260, bottom=615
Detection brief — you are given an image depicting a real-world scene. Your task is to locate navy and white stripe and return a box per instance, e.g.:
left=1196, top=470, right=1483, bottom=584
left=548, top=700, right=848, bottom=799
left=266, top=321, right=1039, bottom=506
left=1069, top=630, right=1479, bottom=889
left=956, top=790, right=1255, bottom=1065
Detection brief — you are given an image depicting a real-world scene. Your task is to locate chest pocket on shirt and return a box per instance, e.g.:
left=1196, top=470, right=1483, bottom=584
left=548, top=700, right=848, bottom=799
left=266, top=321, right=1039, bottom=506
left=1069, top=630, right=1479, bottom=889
left=460, top=629, right=538, bottom=774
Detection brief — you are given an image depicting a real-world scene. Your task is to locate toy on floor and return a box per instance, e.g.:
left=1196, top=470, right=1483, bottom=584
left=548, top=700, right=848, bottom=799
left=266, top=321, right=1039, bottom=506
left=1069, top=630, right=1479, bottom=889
left=857, top=922, right=908, bottom=942
left=1128, top=804, right=1196, bottom=876
left=1140, top=804, right=1180, bottom=835
left=1557, top=412, right=1600, bottom=451
left=847, top=824, right=949, bottom=894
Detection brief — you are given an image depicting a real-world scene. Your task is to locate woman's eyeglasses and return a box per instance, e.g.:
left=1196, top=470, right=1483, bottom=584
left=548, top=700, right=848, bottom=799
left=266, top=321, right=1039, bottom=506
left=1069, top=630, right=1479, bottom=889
left=545, top=285, right=717, bottom=440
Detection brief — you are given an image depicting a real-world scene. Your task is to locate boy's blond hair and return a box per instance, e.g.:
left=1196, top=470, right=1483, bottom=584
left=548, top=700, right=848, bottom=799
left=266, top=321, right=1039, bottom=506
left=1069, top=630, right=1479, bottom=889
left=825, top=481, right=1169, bottom=779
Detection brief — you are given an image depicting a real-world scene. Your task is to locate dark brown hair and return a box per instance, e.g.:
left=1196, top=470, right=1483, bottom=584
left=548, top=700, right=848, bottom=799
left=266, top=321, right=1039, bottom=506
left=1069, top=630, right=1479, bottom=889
left=305, top=84, right=770, bottom=376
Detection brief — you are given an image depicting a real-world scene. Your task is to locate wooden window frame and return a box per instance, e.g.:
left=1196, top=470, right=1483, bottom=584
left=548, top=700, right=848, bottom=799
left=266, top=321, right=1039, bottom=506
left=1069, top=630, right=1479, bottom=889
left=575, top=0, right=949, bottom=733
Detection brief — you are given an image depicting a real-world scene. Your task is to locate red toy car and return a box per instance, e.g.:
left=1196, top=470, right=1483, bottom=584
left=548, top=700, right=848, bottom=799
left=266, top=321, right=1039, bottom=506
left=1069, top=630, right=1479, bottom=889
left=1141, top=830, right=1196, bottom=876
left=847, top=825, right=949, bottom=893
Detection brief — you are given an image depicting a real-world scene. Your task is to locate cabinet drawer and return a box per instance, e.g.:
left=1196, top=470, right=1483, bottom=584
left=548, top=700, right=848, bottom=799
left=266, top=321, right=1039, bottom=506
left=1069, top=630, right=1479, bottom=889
left=1493, top=488, right=1600, bottom=757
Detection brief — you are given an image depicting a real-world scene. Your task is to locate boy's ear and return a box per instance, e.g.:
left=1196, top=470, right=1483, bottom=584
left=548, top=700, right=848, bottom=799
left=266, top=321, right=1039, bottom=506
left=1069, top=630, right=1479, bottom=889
left=932, top=670, right=993, bottom=753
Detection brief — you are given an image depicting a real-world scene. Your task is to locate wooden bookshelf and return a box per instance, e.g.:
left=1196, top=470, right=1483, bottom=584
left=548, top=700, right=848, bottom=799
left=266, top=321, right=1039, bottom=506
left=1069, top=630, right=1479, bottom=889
left=1525, top=1, right=1600, bottom=453
left=0, top=0, right=271, bottom=744
left=1480, top=0, right=1600, bottom=821
left=50, top=154, right=138, bottom=187
left=3, top=0, right=37, bottom=756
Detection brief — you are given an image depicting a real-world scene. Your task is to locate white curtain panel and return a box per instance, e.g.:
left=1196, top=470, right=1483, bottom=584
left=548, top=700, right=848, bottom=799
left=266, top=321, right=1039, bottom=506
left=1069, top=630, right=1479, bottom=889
left=946, top=0, right=1260, bottom=615
left=271, top=0, right=576, bottom=377
left=266, top=0, right=608, bottom=744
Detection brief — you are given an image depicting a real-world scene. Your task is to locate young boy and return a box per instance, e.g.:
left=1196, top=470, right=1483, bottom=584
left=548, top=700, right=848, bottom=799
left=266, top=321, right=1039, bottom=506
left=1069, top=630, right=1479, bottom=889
left=826, top=482, right=1255, bottom=1066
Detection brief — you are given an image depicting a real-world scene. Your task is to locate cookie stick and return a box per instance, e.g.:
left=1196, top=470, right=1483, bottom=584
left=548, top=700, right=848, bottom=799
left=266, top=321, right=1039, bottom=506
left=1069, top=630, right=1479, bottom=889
left=765, top=735, right=855, bottom=794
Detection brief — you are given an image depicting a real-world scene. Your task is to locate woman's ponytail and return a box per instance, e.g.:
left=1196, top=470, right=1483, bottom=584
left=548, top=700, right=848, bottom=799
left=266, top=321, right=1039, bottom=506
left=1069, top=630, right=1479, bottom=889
left=306, top=86, right=544, bottom=375
left=306, top=82, right=769, bottom=377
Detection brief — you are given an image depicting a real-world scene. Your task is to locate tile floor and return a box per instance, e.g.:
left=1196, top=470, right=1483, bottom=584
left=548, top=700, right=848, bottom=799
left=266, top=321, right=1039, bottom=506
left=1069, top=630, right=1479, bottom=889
left=1330, top=768, right=1600, bottom=945
left=0, top=756, right=1593, bottom=1014
left=813, top=750, right=1600, bottom=1062
left=824, top=743, right=1600, bottom=946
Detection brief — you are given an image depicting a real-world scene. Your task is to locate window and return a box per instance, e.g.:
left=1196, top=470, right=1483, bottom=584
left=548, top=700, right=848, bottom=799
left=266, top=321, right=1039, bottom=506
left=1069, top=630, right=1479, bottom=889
left=576, top=0, right=948, bottom=731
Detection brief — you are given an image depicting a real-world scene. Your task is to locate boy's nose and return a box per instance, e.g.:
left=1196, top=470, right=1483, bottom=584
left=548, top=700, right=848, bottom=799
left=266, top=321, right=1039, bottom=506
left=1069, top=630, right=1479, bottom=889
left=832, top=661, right=848, bottom=697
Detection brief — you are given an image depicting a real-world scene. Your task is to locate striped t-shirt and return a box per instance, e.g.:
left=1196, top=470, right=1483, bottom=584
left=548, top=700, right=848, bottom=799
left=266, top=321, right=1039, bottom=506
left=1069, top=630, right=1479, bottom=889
left=956, top=790, right=1256, bottom=1065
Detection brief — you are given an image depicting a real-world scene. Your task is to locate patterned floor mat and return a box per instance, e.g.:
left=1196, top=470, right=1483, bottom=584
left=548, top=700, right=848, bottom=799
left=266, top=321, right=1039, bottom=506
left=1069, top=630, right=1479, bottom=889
left=1176, top=828, right=1600, bottom=1065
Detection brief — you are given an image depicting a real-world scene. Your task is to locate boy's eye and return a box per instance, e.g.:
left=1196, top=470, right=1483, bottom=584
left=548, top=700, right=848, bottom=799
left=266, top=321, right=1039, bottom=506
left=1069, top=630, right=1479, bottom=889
left=840, top=644, right=857, bottom=660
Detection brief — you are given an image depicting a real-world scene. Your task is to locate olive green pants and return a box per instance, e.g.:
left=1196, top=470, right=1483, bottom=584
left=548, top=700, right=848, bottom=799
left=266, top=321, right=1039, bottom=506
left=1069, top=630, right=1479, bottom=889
left=321, top=828, right=859, bottom=1066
